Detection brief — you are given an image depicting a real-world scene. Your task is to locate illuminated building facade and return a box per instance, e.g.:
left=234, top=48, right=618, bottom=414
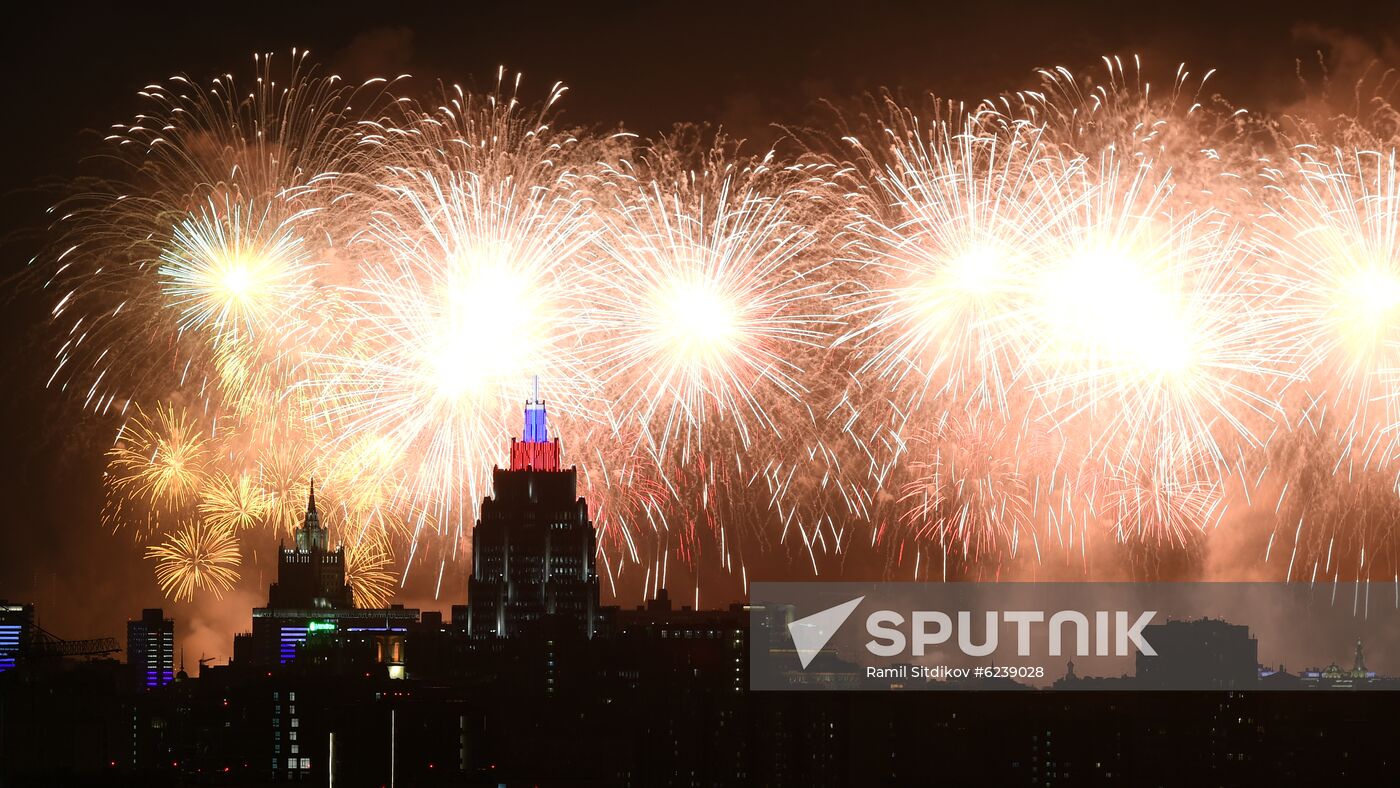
left=468, top=385, right=601, bottom=638
left=1300, top=639, right=1379, bottom=688
left=0, top=602, right=32, bottom=674
left=127, top=608, right=175, bottom=688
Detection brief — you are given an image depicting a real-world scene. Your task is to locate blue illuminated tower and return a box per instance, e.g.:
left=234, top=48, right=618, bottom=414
left=127, top=608, right=175, bottom=688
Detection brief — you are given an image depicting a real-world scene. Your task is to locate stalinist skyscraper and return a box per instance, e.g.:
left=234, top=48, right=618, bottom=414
left=468, top=382, right=600, bottom=638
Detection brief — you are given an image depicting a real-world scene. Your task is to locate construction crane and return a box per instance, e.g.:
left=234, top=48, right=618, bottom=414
left=25, top=624, right=121, bottom=659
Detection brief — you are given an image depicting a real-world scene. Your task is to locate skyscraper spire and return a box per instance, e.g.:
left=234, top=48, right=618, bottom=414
left=296, top=478, right=326, bottom=551
left=522, top=376, right=549, bottom=443
left=510, top=376, right=561, bottom=471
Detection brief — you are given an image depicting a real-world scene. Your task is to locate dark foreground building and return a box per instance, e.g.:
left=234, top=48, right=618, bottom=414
left=1135, top=618, right=1259, bottom=690
left=4, top=608, right=1399, bottom=786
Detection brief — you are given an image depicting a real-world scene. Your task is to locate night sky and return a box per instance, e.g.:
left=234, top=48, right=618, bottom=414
left=1, top=0, right=1394, bottom=656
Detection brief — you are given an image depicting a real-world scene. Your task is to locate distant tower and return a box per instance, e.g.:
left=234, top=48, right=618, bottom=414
left=267, top=481, right=352, bottom=610
left=248, top=481, right=418, bottom=666
left=468, top=381, right=600, bottom=638
left=127, top=608, right=175, bottom=688
left=1352, top=639, right=1369, bottom=678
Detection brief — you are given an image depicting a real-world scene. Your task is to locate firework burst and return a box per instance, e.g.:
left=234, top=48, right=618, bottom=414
left=1026, top=149, right=1280, bottom=475
left=898, top=412, right=1038, bottom=566
left=1259, top=147, right=1400, bottom=470
left=42, top=51, right=1400, bottom=603
left=343, top=535, right=398, bottom=609
left=834, top=107, right=1052, bottom=419
left=106, top=403, right=211, bottom=518
left=588, top=135, right=828, bottom=456
left=309, top=76, right=598, bottom=538
left=145, top=521, right=243, bottom=602
left=199, top=471, right=272, bottom=532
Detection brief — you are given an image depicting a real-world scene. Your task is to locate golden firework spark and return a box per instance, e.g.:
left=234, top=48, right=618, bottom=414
left=199, top=471, right=272, bottom=532
left=145, top=521, right=242, bottom=602
left=344, top=536, right=398, bottom=609
left=106, top=403, right=211, bottom=513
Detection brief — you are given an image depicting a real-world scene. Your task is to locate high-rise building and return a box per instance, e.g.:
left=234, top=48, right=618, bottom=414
left=127, top=608, right=175, bottom=688
left=267, top=482, right=352, bottom=610
left=248, top=483, right=417, bottom=666
left=0, top=602, right=33, bottom=673
left=468, top=384, right=600, bottom=638
left=1135, top=618, right=1258, bottom=689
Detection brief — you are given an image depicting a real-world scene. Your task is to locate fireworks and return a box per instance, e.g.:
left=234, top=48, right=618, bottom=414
left=344, top=537, right=399, bottom=609
left=1259, top=147, right=1400, bottom=469
left=106, top=404, right=211, bottom=517
left=898, top=414, right=1037, bottom=564
left=835, top=107, right=1050, bottom=418
left=589, top=136, right=827, bottom=455
left=39, top=52, right=1400, bottom=606
left=199, top=472, right=272, bottom=533
left=310, top=77, right=599, bottom=537
left=1026, top=149, right=1279, bottom=476
left=158, top=197, right=316, bottom=349
left=145, top=521, right=243, bottom=602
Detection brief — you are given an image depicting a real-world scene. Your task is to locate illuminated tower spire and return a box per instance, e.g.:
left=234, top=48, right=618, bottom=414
left=295, top=478, right=327, bottom=551
left=509, top=376, right=561, bottom=471
left=523, top=374, right=548, bottom=442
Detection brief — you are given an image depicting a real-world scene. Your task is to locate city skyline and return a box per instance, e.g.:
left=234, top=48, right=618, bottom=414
left=5, top=6, right=1400, bottom=783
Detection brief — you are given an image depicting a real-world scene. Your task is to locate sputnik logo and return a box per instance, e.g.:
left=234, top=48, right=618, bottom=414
left=788, top=596, right=864, bottom=669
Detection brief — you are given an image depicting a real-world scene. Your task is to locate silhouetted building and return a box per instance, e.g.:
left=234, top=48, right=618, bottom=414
left=1136, top=618, right=1258, bottom=689
left=468, top=383, right=600, bottom=638
left=247, top=484, right=417, bottom=666
left=127, top=608, right=174, bottom=688
left=615, top=589, right=748, bottom=693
